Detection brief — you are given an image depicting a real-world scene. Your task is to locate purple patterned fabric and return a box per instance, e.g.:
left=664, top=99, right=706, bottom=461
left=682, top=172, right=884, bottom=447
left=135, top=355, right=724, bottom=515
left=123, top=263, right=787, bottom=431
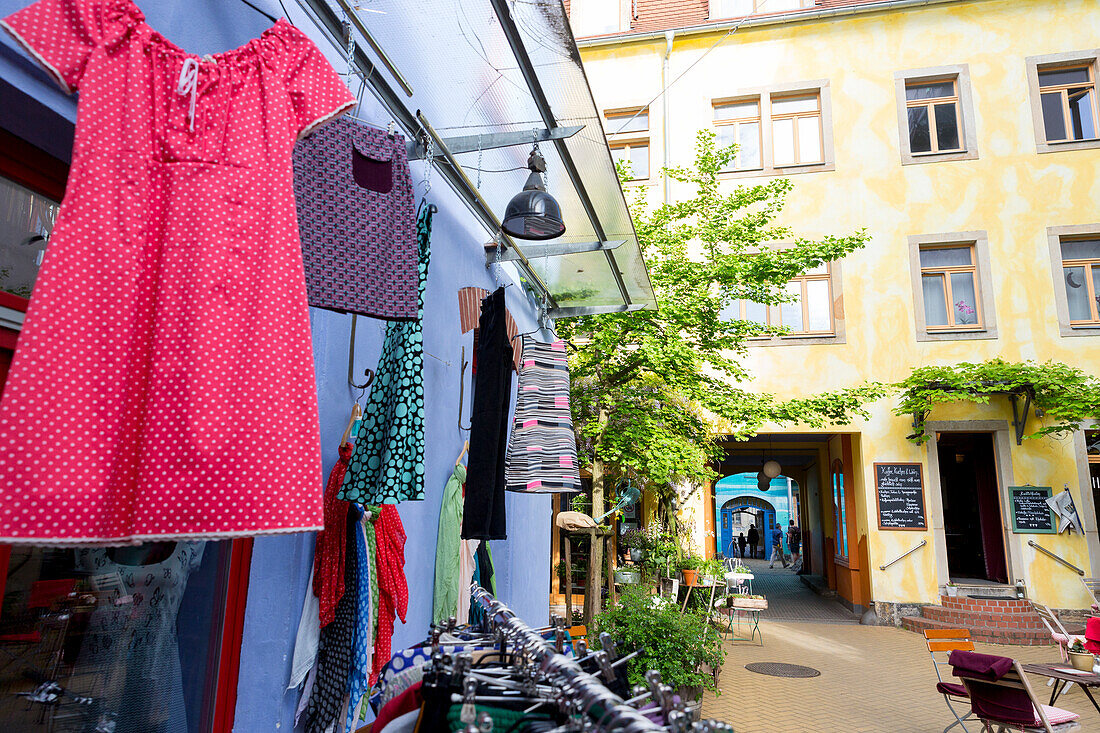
left=293, top=118, right=417, bottom=320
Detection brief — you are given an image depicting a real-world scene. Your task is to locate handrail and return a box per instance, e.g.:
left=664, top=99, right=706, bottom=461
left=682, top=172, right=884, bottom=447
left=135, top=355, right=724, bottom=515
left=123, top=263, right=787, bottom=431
left=1028, top=540, right=1085, bottom=576
left=879, top=538, right=927, bottom=571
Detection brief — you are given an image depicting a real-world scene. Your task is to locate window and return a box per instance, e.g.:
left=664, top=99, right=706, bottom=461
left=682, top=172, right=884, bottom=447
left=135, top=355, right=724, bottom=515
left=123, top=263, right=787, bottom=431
left=1039, top=66, right=1098, bottom=142
left=1027, top=51, right=1100, bottom=153
left=570, top=0, right=625, bottom=36
left=894, top=66, right=977, bottom=164
left=918, top=245, right=982, bottom=331
left=1059, top=237, right=1100, bottom=326
left=832, top=459, right=848, bottom=560
left=0, top=175, right=56, bottom=301
left=722, top=262, right=841, bottom=343
left=714, top=99, right=762, bottom=170
left=605, top=108, right=649, bottom=181
left=908, top=231, right=997, bottom=341
left=710, top=0, right=813, bottom=18
left=711, top=82, right=833, bottom=177
left=771, top=94, right=823, bottom=167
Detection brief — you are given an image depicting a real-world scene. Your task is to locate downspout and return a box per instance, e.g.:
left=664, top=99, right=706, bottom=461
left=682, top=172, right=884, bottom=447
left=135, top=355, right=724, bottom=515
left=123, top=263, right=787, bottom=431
left=661, top=29, right=674, bottom=205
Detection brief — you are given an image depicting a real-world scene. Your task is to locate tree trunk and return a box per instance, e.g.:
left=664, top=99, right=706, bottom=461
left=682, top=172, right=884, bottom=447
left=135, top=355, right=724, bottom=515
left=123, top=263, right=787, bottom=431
left=584, top=407, right=610, bottom=629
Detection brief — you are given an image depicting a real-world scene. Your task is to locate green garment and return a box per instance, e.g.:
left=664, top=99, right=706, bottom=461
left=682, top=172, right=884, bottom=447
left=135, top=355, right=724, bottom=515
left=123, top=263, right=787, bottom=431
left=364, top=506, right=380, bottom=641
left=432, top=464, right=466, bottom=624
left=446, top=703, right=550, bottom=732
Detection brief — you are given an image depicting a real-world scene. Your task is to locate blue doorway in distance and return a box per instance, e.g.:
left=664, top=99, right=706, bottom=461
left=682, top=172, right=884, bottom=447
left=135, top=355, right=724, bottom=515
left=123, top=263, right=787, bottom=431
left=715, top=473, right=796, bottom=558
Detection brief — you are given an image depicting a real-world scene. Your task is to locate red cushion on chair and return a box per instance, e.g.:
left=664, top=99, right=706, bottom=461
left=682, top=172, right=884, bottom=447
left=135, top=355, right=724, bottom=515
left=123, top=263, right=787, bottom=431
left=937, top=681, right=969, bottom=698
left=1037, top=704, right=1080, bottom=726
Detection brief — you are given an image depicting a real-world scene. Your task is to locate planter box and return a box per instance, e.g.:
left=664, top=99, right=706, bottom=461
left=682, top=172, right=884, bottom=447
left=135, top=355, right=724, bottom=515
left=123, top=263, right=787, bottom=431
left=729, top=597, right=768, bottom=610
left=614, top=568, right=641, bottom=585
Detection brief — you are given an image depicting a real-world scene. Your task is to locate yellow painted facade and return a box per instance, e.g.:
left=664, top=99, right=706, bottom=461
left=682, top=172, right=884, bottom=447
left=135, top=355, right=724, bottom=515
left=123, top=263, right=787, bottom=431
left=578, top=0, right=1100, bottom=612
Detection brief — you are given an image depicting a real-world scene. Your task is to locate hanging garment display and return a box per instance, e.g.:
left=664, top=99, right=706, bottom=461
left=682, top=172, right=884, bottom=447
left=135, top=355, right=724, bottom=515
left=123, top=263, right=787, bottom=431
left=293, top=119, right=419, bottom=320
left=301, top=510, right=359, bottom=733
left=457, top=286, right=522, bottom=370
left=0, top=0, right=355, bottom=544
left=340, top=206, right=434, bottom=506
left=432, top=462, right=466, bottom=624
left=314, top=443, right=352, bottom=628
left=288, top=565, right=320, bottom=691
left=457, top=538, right=477, bottom=626
left=462, top=288, right=513, bottom=540
left=345, top=508, right=374, bottom=731
left=371, top=504, right=408, bottom=686
left=363, top=506, right=380, bottom=646
left=504, top=338, right=582, bottom=493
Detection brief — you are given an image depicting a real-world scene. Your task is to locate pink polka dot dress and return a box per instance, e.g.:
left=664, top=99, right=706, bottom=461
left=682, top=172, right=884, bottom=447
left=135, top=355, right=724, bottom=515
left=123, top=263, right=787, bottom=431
left=0, top=0, right=355, bottom=544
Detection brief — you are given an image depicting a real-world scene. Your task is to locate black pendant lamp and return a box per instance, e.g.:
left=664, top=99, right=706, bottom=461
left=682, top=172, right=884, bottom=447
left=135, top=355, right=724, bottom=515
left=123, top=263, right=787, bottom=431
left=501, top=145, right=566, bottom=241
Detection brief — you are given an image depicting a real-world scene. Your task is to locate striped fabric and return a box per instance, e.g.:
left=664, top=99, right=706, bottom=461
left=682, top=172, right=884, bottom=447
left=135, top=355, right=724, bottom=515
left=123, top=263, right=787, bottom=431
left=504, top=338, right=582, bottom=494
left=457, top=287, right=521, bottom=370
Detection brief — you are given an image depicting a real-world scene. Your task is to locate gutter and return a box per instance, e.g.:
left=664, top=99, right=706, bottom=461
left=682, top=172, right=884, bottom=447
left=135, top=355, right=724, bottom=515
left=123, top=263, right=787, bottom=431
left=662, top=30, right=674, bottom=205
left=576, top=0, right=991, bottom=48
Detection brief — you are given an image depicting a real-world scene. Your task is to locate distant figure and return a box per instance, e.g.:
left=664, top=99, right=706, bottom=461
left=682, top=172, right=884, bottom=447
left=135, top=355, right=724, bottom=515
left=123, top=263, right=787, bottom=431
left=768, top=523, right=788, bottom=569
left=787, top=519, right=802, bottom=571
left=737, top=532, right=747, bottom=559
left=747, top=524, right=759, bottom=559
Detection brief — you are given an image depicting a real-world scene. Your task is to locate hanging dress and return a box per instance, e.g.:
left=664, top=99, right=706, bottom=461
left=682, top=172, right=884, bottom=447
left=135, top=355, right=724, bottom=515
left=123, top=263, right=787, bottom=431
left=339, top=206, right=433, bottom=505
left=0, top=0, right=355, bottom=543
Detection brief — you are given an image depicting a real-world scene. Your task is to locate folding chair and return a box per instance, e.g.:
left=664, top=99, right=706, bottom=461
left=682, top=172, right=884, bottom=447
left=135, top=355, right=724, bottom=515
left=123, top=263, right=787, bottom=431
left=924, top=629, right=975, bottom=733
left=952, top=653, right=1080, bottom=733
left=1033, top=603, right=1082, bottom=694
left=1081, top=578, right=1100, bottom=614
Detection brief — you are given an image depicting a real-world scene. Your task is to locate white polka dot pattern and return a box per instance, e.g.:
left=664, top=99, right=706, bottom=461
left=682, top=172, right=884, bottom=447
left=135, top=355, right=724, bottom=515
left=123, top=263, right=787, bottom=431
left=0, top=0, right=356, bottom=544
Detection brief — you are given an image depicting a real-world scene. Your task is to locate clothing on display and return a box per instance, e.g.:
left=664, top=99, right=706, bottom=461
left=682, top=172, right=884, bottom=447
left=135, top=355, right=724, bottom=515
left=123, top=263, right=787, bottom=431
left=0, top=0, right=355, bottom=543
left=294, top=119, right=419, bottom=320
left=457, top=538, right=476, bottom=626
left=345, top=508, right=374, bottom=732
left=457, top=286, right=521, bottom=370
left=432, top=462, right=466, bottom=624
left=288, top=565, right=321, bottom=691
left=371, top=504, right=408, bottom=686
left=462, top=287, right=513, bottom=540
left=504, top=338, right=582, bottom=493
left=314, top=442, right=352, bottom=627
left=340, top=205, right=434, bottom=506
left=72, top=541, right=205, bottom=733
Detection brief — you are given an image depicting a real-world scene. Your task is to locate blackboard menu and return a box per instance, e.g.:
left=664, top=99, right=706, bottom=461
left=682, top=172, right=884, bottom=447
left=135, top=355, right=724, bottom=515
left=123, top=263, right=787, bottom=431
left=1010, top=486, right=1055, bottom=533
left=875, top=463, right=927, bottom=530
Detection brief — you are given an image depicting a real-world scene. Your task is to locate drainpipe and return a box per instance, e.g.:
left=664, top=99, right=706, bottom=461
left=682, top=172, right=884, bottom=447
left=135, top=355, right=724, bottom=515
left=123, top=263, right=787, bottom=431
left=661, top=30, right=674, bottom=205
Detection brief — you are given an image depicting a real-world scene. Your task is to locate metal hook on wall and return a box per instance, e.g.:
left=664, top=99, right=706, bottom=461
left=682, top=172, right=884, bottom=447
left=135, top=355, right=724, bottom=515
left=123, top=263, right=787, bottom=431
left=348, top=314, right=377, bottom=392
left=457, top=346, right=471, bottom=432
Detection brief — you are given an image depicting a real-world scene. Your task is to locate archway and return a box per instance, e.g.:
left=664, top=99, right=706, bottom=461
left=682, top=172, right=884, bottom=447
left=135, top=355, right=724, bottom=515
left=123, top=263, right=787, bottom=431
left=718, top=495, right=775, bottom=558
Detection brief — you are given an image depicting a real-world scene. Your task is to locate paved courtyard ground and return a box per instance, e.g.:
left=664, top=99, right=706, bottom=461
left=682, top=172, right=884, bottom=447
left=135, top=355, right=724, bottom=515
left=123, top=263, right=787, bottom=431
left=701, top=562, right=1100, bottom=732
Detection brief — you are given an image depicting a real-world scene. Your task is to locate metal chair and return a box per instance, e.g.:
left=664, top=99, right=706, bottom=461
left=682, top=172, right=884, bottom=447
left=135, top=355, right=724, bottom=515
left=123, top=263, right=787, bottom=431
left=953, top=654, right=1080, bottom=733
left=924, top=629, right=975, bottom=733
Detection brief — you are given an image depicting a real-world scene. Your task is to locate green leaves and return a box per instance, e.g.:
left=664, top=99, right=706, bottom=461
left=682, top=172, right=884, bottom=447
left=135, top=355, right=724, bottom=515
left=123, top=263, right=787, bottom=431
left=895, top=359, right=1100, bottom=444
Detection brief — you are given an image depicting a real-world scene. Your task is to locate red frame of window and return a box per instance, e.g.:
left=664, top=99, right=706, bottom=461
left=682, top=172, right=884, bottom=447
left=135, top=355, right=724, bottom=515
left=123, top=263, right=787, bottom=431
left=0, top=129, right=252, bottom=731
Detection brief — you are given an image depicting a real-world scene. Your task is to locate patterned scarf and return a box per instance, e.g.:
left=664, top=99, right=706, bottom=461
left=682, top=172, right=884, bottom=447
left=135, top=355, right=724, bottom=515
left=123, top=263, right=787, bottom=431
left=370, top=504, right=408, bottom=686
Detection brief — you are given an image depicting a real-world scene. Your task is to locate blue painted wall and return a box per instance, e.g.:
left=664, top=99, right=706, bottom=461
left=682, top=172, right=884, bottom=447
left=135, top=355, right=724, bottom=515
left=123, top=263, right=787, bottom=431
left=715, top=474, right=794, bottom=557
left=0, top=1, right=553, bottom=729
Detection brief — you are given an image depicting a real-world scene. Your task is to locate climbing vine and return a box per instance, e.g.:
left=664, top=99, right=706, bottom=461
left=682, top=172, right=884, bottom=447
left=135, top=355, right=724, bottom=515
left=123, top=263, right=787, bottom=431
left=894, top=359, right=1100, bottom=444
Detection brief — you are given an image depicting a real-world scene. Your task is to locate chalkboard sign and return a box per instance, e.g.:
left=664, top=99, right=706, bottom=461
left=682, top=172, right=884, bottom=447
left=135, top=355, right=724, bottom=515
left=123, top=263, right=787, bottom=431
left=1010, top=486, right=1055, bottom=534
left=875, top=462, right=927, bottom=530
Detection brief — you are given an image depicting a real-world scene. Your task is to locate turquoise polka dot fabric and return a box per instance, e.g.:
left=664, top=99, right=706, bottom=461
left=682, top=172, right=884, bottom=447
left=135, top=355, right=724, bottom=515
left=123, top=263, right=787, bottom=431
left=339, top=206, right=432, bottom=505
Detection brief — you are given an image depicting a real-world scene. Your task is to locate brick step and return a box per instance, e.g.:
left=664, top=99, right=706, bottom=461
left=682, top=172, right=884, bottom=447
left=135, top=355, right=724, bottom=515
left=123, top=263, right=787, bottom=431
left=941, top=595, right=1034, bottom=613
left=922, top=605, right=1047, bottom=630
left=901, top=614, right=1054, bottom=646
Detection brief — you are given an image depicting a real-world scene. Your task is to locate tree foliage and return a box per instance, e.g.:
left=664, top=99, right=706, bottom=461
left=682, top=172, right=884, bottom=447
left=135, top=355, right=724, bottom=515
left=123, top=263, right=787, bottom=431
left=558, top=130, right=886, bottom=502
left=895, top=358, right=1100, bottom=444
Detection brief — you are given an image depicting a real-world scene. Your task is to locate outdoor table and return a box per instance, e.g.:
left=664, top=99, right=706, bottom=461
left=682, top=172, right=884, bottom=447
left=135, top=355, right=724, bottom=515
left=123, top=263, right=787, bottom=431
left=1022, top=662, right=1100, bottom=714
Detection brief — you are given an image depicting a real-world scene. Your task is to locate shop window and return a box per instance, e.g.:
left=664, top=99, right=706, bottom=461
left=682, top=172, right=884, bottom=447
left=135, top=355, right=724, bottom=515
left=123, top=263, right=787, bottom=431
left=908, top=231, right=997, bottom=341
left=0, top=540, right=245, bottom=731
left=1059, top=237, right=1100, bottom=326
left=1027, top=52, right=1100, bottom=153
left=714, top=98, right=762, bottom=171
left=605, top=108, right=650, bottom=181
left=918, top=244, right=983, bottom=331
left=832, top=459, right=848, bottom=560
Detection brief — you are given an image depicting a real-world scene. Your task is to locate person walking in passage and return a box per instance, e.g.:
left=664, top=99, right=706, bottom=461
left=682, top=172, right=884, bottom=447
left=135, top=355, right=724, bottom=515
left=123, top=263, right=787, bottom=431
left=768, top=523, right=788, bottom=568
left=747, top=524, right=759, bottom=559
left=737, top=532, right=747, bottom=560
left=787, top=519, right=802, bottom=572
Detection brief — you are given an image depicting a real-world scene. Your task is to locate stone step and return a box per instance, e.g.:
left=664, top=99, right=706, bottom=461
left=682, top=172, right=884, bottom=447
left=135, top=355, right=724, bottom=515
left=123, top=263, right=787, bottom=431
left=941, top=594, right=1033, bottom=613
left=922, top=604, right=1046, bottom=630
left=901, top=613, right=1054, bottom=646
left=945, top=583, right=1018, bottom=599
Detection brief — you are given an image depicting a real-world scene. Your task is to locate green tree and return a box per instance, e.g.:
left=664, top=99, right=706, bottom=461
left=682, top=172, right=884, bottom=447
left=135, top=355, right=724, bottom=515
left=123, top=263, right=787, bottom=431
left=558, top=131, right=885, bottom=618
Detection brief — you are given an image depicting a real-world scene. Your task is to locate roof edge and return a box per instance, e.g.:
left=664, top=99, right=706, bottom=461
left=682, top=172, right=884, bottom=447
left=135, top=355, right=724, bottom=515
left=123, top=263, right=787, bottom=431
left=576, top=0, right=992, bottom=48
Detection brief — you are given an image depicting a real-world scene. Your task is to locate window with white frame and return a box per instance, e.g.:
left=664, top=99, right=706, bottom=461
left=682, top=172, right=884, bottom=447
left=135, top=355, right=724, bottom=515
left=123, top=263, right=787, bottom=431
left=605, top=108, right=650, bottom=180
left=714, top=99, right=762, bottom=171
left=570, top=0, right=625, bottom=36
left=771, top=93, right=824, bottom=167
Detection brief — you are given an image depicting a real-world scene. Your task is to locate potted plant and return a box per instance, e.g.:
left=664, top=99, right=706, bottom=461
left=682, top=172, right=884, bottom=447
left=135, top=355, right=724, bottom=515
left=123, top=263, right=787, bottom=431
left=678, top=555, right=703, bottom=587
left=1069, top=639, right=1095, bottom=671
left=700, top=558, right=723, bottom=585
left=725, top=561, right=753, bottom=584
left=595, top=588, right=726, bottom=717
left=944, top=582, right=958, bottom=598
left=621, top=528, right=646, bottom=563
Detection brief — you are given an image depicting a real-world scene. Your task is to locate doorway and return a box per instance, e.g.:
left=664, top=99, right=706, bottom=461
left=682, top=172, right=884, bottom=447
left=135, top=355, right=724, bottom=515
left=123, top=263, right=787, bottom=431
left=937, top=432, right=1008, bottom=584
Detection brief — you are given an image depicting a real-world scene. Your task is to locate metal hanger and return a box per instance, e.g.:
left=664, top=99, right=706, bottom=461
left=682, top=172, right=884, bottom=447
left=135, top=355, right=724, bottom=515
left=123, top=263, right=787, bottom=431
left=240, top=0, right=279, bottom=23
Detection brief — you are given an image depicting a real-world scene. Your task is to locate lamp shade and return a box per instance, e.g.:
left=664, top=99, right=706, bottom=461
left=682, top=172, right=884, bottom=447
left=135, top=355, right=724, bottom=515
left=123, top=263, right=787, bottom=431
left=762, top=460, right=782, bottom=479
left=501, top=148, right=566, bottom=241
left=757, top=472, right=770, bottom=491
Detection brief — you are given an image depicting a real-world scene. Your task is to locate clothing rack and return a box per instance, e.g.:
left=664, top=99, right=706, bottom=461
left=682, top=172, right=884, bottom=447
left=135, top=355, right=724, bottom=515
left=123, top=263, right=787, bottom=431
left=470, top=586, right=733, bottom=732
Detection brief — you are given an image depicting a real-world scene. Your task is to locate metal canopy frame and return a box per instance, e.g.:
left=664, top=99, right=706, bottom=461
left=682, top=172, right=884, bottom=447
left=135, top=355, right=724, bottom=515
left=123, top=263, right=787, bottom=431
left=300, top=0, right=653, bottom=321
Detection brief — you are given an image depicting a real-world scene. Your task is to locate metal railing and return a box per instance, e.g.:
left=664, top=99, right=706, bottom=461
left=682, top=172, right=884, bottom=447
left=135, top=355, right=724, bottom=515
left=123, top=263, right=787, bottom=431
left=879, top=538, right=927, bottom=571
left=1028, top=540, right=1085, bottom=576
